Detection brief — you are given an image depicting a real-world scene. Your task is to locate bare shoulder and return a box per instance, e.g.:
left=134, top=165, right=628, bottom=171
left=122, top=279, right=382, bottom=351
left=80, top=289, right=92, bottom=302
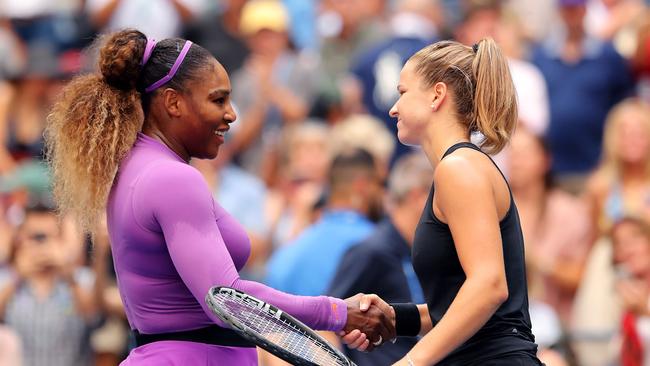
left=433, top=150, right=491, bottom=194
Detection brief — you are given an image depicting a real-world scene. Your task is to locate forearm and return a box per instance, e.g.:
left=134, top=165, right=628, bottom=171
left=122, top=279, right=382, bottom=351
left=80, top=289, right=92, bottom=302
left=407, top=279, right=505, bottom=365
left=232, top=278, right=347, bottom=331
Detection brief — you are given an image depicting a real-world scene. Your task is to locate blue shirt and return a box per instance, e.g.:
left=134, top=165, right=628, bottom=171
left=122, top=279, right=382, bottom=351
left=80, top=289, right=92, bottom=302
left=327, top=218, right=422, bottom=366
left=265, top=210, right=375, bottom=296
left=531, top=35, right=633, bottom=175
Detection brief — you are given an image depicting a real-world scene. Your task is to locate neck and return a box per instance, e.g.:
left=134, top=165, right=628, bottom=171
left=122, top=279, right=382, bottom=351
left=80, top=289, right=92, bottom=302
left=142, top=118, right=190, bottom=162
left=327, top=194, right=365, bottom=216
left=420, top=115, right=470, bottom=166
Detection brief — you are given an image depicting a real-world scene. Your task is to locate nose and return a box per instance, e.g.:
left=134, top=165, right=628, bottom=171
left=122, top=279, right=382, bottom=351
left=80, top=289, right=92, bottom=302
left=389, top=101, right=398, bottom=118
left=225, top=103, right=237, bottom=123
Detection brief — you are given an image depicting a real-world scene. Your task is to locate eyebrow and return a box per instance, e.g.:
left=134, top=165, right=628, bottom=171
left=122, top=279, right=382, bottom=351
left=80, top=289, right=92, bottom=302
left=208, top=89, right=231, bottom=98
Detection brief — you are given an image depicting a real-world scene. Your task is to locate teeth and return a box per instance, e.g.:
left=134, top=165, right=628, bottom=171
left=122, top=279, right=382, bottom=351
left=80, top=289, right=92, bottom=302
left=215, top=131, right=225, bottom=137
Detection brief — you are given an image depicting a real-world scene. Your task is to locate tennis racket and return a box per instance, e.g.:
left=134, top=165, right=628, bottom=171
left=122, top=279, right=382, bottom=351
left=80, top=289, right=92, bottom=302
left=206, top=286, right=356, bottom=366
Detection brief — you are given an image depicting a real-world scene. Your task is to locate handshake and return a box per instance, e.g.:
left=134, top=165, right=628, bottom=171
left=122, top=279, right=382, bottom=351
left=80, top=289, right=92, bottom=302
left=340, top=294, right=396, bottom=352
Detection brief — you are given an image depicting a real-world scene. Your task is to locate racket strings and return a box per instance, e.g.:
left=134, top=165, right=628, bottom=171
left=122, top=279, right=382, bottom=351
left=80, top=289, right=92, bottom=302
left=214, top=294, right=346, bottom=365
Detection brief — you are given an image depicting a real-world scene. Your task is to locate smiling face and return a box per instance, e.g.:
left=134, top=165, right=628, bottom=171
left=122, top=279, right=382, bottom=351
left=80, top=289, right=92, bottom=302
left=179, top=59, right=237, bottom=160
left=389, top=61, right=434, bottom=146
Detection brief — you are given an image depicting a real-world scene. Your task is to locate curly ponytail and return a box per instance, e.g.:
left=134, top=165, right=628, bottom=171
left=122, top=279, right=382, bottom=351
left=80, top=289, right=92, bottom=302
left=45, top=29, right=147, bottom=233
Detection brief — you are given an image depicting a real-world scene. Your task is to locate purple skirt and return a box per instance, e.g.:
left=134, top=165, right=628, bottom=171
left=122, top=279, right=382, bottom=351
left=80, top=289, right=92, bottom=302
left=120, top=341, right=258, bottom=365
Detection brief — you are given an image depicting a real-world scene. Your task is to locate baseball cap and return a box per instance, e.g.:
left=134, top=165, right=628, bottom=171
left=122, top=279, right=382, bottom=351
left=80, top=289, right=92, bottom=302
left=240, top=0, right=290, bottom=35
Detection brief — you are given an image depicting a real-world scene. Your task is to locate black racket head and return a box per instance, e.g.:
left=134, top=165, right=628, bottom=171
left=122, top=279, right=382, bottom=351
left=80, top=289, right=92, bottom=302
left=206, top=286, right=355, bottom=366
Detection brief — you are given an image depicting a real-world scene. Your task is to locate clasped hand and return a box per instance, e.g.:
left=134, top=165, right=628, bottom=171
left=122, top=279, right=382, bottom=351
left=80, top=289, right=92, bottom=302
left=341, top=293, right=396, bottom=352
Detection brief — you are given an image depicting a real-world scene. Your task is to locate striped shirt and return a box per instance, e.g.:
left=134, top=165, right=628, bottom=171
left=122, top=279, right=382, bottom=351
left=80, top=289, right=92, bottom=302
left=0, top=268, right=95, bottom=366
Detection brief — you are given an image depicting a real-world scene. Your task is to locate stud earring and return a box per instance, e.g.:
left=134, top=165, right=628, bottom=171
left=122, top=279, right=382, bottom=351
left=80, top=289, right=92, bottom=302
left=431, top=104, right=437, bottom=111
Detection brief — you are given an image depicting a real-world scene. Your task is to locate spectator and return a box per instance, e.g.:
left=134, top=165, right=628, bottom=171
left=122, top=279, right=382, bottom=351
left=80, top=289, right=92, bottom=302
left=326, top=152, right=432, bottom=366
left=265, top=148, right=381, bottom=296
left=0, top=203, right=104, bottom=366
left=350, top=0, right=442, bottom=164
left=267, top=121, right=331, bottom=250
left=229, top=0, right=319, bottom=179
left=315, top=0, right=388, bottom=119
left=611, top=216, right=650, bottom=366
left=509, top=127, right=592, bottom=325
left=584, top=98, right=650, bottom=238
left=531, top=0, right=634, bottom=193
left=329, top=114, right=397, bottom=181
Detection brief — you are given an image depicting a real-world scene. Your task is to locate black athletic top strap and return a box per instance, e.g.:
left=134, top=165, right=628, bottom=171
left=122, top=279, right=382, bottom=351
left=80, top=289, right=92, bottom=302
left=441, top=141, right=512, bottom=196
left=442, top=141, right=479, bottom=160
left=134, top=325, right=255, bottom=348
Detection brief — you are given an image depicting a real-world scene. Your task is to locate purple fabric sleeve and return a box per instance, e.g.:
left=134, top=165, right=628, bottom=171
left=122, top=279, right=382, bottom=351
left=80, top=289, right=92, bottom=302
left=135, top=162, right=347, bottom=331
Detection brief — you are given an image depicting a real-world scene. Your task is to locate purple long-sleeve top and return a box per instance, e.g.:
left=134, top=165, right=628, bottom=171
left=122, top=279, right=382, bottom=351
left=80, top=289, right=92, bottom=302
left=107, top=133, right=347, bottom=365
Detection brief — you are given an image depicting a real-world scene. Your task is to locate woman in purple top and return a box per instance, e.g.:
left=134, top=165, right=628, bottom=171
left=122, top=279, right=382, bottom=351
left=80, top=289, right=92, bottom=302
left=44, top=29, right=394, bottom=365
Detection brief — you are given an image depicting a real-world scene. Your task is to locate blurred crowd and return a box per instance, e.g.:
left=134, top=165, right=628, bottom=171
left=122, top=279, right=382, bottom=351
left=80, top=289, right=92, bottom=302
left=1, top=0, right=650, bottom=365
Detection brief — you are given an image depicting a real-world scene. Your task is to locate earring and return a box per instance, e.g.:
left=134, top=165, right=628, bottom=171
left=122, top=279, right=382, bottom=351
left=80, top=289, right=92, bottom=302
left=431, top=104, right=437, bottom=111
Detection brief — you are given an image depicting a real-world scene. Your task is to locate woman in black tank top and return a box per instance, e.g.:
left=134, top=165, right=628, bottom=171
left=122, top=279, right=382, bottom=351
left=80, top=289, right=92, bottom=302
left=345, top=39, right=543, bottom=365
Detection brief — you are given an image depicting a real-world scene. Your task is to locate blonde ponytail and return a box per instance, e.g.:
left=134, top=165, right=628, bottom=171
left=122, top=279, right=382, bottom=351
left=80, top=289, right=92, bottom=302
left=472, top=38, right=517, bottom=154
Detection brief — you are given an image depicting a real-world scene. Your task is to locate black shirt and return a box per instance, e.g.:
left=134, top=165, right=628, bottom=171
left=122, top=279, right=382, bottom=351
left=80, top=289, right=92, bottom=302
left=412, top=142, right=538, bottom=365
left=328, top=219, right=421, bottom=366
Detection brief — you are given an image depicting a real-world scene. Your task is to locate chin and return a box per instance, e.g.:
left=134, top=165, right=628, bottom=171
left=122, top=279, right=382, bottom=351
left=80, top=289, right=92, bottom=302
left=397, top=132, right=420, bottom=147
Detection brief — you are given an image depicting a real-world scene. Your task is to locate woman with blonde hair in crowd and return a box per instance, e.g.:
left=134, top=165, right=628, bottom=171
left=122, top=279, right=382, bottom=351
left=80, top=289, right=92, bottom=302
left=585, top=98, right=650, bottom=239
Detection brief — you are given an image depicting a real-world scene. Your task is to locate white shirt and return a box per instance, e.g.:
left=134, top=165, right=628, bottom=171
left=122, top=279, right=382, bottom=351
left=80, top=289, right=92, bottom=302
left=85, top=0, right=206, bottom=39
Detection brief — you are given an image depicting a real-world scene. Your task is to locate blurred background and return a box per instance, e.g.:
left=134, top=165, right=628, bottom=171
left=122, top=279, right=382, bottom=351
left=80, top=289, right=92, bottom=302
left=1, top=0, right=650, bottom=365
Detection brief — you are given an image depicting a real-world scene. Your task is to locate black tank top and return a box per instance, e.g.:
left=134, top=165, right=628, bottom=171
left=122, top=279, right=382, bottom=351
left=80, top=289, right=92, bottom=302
left=412, top=142, right=538, bottom=365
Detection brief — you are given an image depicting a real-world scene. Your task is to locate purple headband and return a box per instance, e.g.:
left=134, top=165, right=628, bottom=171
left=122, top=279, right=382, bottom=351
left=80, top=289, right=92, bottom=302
left=141, top=39, right=157, bottom=66
left=144, top=40, right=193, bottom=93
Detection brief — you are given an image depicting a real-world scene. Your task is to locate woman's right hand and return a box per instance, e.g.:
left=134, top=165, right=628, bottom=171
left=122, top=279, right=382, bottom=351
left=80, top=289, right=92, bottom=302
left=341, top=293, right=396, bottom=351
